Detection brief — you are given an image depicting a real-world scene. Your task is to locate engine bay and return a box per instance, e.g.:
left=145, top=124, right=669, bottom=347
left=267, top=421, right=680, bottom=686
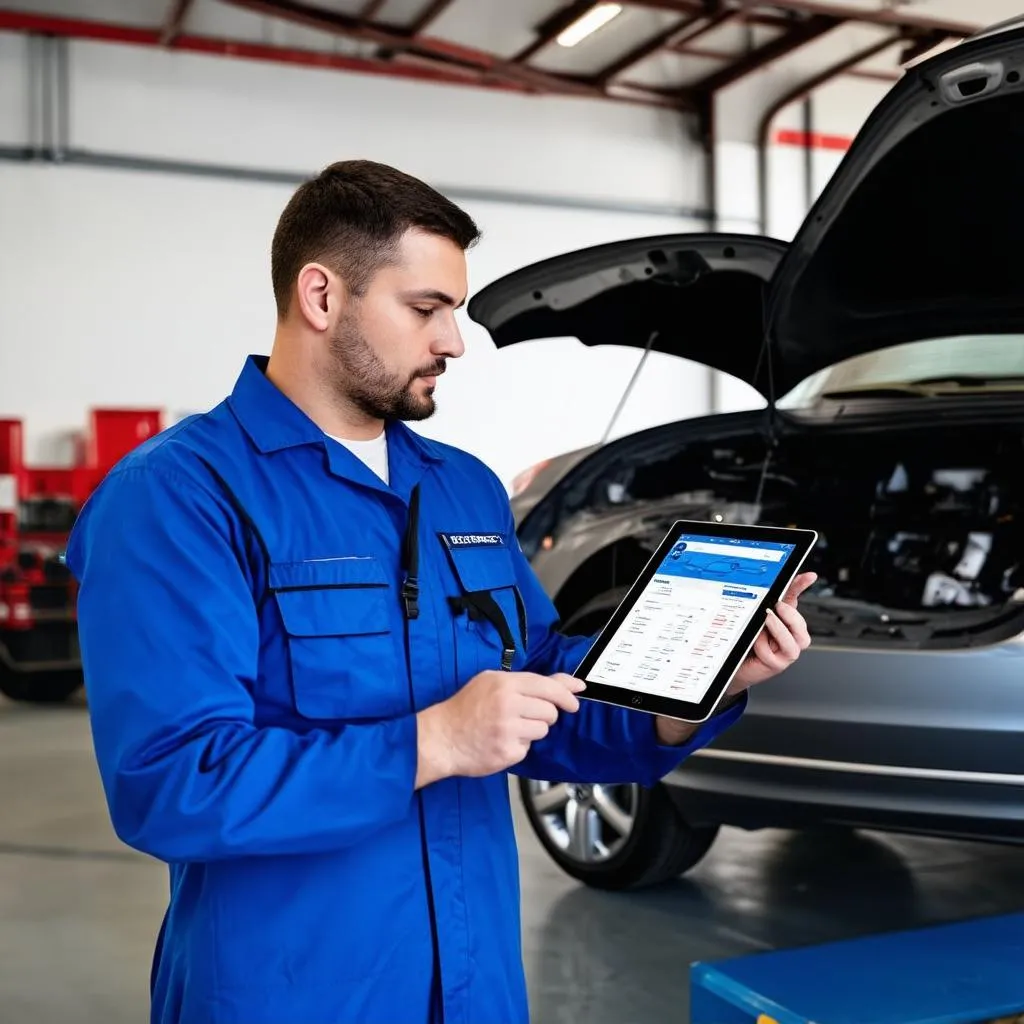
left=572, top=419, right=1024, bottom=646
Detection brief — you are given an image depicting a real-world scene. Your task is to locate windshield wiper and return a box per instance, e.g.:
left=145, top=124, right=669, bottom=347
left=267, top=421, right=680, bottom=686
left=819, top=384, right=931, bottom=399
left=821, top=375, right=1024, bottom=400
left=907, top=374, right=1024, bottom=388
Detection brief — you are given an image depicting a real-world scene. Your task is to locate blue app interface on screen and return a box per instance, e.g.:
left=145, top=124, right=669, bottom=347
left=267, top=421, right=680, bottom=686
left=587, top=533, right=794, bottom=702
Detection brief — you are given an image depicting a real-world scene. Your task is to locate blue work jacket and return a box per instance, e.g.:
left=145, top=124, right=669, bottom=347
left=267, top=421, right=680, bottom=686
left=66, top=355, right=744, bottom=1024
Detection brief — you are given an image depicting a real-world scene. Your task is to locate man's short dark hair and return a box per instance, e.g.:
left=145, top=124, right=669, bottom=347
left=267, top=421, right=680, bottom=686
left=271, top=159, right=481, bottom=316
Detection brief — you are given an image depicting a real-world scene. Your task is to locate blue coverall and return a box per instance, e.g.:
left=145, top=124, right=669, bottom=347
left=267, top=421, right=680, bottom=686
left=66, top=354, right=745, bottom=1024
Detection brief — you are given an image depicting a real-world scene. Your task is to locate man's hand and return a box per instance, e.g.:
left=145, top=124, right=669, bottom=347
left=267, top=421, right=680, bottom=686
left=655, top=572, right=817, bottom=746
left=415, top=671, right=584, bottom=787
left=727, top=571, right=816, bottom=694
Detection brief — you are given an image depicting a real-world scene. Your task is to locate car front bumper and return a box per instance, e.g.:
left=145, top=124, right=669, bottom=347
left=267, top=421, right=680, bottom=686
left=659, top=638, right=1024, bottom=844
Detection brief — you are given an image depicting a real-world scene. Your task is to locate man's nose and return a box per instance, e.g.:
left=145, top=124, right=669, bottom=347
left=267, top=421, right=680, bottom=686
left=433, top=318, right=465, bottom=360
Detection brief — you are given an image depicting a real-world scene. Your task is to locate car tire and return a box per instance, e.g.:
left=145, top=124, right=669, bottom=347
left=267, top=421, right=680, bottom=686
left=0, top=666, right=83, bottom=703
left=518, top=775, right=719, bottom=890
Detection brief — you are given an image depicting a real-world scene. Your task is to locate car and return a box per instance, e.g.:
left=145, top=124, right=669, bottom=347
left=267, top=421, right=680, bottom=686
left=466, top=20, right=1024, bottom=891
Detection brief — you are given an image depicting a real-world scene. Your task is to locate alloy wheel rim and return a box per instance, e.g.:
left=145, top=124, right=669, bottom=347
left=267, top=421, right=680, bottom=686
left=524, top=779, right=638, bottom=864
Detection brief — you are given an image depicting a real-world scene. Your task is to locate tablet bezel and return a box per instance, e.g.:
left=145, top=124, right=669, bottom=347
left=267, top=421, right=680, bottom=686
left=571, top=519, right=818, bottom=724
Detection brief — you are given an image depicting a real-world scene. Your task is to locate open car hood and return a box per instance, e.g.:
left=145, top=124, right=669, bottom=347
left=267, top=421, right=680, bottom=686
left=468, top=20, right=1024, bottom=400
left=466, top=235, right=786, bottom=393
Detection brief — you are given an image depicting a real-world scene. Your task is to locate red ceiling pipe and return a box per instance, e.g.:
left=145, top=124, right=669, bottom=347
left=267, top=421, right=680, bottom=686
left=0, top=9, right=531, bottom=93
left=730, top=0, right=977, bottom=37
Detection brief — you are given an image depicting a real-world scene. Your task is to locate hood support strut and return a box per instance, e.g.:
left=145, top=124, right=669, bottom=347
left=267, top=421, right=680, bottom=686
left=600, top=331, right=659, bottom=444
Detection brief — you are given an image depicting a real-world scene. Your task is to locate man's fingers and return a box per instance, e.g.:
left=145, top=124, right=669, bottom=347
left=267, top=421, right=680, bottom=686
left=764, top=609, right=800, bottom=662
left=514, top=673, right=582, bottom=713
left=519, top=695, right=561, bottom=724
left=519, top=719, right=550, bottom=743
left=752, top=629, right=788, bottom=672
left=552, top=672, right=586, bottom=693
left=773, top=599, right=812, bottom=649
left=782, top=572, right=817, bottom=605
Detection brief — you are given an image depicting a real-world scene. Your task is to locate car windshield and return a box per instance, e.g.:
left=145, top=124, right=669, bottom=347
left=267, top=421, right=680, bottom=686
left=777, top=335, right=1024, bottom=407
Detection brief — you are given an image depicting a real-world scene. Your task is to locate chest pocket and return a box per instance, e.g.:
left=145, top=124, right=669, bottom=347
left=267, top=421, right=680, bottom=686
left=269, top=557, right=403, bottom=721
left=440, top=536, right=528, bottom=683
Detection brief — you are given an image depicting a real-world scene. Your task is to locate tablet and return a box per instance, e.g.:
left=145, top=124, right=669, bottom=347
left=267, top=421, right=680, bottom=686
left=572, top=520, right=818, bottom=723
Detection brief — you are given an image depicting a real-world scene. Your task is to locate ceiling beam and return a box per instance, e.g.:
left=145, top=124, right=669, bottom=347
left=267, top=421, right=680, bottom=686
left=688, top=13, right=838, bottom=95
left=595, top=9, right=734, bottom=84
left=623, top=1, right=801, bottom=30
left=899, top=30, right=956, bottom=67
left=159, top=0, right=195, bottom=45
left=512, top=0, right=600, bottom=65
left=374, top=0, right=458, bottom=62
left=407, top=0, right=457, bottom=36
left=0, top=6, right=687, bottom=110
left=620, top=0, right=705, bottom=13
left=849, top=67, right=899, bottom=84
left=218, top=0, right=613, bottom=98
left=219, top=0, right=691, bottom=108
left=729, top=0, right=979, bottom=38
left=0, top=8, right=532, bottom=92
left=665, top=10, right=737, bottom=53
left=358, top=0, right=387, bottom=21
left=736, top=11, right=809, bottom=30
left=618, top=79, right=682, bottom=96
left=677, top=43, right=741, bottom=59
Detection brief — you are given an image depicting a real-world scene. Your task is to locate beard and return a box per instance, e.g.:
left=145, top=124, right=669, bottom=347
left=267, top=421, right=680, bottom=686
left=326, top=311, right=443, bottom=422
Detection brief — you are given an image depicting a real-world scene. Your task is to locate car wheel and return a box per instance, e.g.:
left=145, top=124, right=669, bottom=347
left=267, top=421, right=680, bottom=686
left=518, top=776, right=719, bottom=890
left=0, top=666, right=83, bottom=703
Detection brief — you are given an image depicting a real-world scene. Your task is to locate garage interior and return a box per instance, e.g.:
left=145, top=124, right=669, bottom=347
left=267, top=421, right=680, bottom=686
left=3, top=1, right=1024, bottom=1022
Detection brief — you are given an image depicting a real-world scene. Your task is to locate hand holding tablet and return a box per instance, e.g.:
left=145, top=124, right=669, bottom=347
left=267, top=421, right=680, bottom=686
left=572, top=520, right=818, bottom=724
left=724, top=570, right=816, bottom=694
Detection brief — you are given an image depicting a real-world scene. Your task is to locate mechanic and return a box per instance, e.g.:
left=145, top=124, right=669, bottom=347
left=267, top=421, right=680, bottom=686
left=65, top=159, right=815, bottom=1024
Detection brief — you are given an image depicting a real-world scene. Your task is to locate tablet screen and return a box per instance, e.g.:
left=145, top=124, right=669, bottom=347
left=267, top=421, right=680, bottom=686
left=584, top=531, right=796, bottom=702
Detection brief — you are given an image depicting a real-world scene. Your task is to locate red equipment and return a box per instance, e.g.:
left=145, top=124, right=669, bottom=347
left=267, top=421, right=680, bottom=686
left=0, top=409, right=162, bottom=702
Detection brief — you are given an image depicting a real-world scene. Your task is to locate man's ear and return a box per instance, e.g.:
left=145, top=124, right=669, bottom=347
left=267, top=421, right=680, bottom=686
left=294, top=262, right=336, bottom=332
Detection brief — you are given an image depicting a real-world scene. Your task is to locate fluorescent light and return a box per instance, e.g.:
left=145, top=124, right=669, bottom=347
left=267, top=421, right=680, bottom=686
left=556, top=3, right=623, bottom=47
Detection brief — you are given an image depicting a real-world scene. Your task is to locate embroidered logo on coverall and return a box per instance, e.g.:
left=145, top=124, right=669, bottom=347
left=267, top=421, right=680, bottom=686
left=440, top=533, right=504, bottom=547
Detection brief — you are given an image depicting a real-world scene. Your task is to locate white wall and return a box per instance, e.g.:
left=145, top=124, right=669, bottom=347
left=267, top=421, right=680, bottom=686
left=0, top=160, right=712, bottom=485
left=66, top=39, right=707, bottom=215
left=0, top=29, right=718, bottom=489
left=0, top=17, right=906, bottom=483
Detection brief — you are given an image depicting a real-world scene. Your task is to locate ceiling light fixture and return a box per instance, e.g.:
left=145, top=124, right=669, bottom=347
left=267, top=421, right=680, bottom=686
left=556, top=3, right=623, bottom=48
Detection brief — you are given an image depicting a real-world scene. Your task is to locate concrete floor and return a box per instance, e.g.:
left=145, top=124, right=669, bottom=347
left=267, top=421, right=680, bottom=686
left=3, top=694, right=1024, bottom=1024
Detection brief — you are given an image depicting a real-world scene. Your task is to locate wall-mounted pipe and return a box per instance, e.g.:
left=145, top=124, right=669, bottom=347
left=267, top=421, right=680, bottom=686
left=755, top=32, right=905, bottom=234
left=0, top=146, right=716, bottom=221
left=802, top=96, right=813, bottom=211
